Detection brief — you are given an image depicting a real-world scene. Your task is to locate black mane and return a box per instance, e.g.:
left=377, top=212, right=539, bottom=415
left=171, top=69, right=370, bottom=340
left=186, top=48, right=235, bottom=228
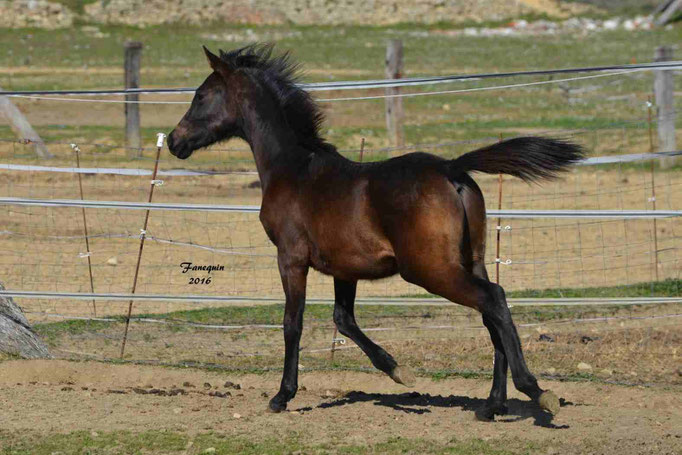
left=219, top=44, right=336, bottom=154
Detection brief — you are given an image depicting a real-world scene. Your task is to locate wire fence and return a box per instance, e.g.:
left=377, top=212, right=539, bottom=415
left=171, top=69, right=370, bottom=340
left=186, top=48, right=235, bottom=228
left=1, top=131, right=680, bottom=316
left=4, top=59, right=682, bottom=97
left=1, top=58, right=681, bottom=384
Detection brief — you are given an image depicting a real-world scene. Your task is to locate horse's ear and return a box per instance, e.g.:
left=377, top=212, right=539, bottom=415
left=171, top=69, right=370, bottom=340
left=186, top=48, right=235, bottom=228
left=203, top=45, right=231, bottom=77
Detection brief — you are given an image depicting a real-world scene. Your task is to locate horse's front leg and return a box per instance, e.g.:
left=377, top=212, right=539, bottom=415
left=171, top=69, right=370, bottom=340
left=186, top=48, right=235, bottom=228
left=268, top=256, right=308, bottom=413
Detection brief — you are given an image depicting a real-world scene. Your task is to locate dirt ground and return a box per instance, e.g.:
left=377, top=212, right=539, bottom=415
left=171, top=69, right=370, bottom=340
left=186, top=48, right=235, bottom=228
left=0, top=359, right=680, bottom=454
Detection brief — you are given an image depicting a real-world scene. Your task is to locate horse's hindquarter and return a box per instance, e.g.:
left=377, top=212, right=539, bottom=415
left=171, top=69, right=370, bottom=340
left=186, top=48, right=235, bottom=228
left=367, top=162, right=471, bottom=292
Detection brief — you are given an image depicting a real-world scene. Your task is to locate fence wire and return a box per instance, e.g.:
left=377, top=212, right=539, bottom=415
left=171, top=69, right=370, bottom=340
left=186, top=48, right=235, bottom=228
left=1, top=60, right=680, bottom=385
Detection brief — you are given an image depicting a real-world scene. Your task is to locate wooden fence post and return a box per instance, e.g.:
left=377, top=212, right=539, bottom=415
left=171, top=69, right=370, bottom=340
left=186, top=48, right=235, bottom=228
left=654, top=45, right=678, bottom=168
left=385, top=39, right=405, bottom=153
left=655, top=0, right=682, bottom=26
left=0, top=86, right=52, bottom=158
left=124, top=41, right=143, bottom=156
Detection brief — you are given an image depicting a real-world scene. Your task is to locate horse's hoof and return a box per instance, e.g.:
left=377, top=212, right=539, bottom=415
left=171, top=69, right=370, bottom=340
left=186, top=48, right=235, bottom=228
left=475, top=403, right=508, bottom=422
left=389, top=365, right=416, bottom=387
left=538, top=390, right=560, bottom=415
left=267, top=398, right=287, bottom=413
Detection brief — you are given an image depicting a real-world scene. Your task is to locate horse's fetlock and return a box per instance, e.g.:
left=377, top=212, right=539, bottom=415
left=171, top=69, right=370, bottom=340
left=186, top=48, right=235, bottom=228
left=513, top=375, right=540, bottom=399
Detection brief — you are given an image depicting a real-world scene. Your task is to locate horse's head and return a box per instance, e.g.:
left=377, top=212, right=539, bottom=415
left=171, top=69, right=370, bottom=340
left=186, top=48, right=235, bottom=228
left=168, top=46, right=242, bottom=159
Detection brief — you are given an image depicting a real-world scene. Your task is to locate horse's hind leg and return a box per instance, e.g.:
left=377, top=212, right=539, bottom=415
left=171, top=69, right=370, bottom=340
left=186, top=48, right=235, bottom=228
left=423, top=265, right=559, bottom=415
left=477, top=278, right=559, bottom=415
left=463, top=184, right=510, bottom=421
left=472, top=263, right=509, bottom=421
left=476, top=315, right=509, bottom=421
left=333, top=278, right=415, bottom=387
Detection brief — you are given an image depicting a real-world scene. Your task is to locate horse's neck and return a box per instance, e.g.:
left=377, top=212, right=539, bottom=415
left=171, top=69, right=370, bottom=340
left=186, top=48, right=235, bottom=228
left=242, top=101, right=301, bottom=190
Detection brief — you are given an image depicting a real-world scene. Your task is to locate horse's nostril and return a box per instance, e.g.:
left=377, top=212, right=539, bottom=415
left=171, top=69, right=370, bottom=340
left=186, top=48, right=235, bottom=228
left=167, top=133, right=175, bottom=151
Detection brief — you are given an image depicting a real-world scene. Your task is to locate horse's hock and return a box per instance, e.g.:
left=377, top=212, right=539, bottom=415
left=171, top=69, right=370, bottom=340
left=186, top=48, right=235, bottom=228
left=0, top=283, right=50, bottom=359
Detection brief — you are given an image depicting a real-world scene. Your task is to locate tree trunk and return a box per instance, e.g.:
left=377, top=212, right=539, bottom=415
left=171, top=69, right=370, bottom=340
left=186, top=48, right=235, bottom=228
left=0, top=283, right=50, bottom=359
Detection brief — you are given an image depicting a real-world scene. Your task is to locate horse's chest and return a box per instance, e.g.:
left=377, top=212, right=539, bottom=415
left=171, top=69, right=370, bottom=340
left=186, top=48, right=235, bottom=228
left=259, top=196, right=305, bottom=249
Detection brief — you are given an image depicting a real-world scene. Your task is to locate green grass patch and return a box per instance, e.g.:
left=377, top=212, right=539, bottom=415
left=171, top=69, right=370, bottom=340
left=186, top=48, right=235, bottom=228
left=3, top=24, right=681, bottom=163
left=3, top=25, right=681, bottom=79
left=34, top=319, right=115, bottom=344
left=404, top=278, right=682, bottom=300
left=507, top=278, right=682, bottom=298
left=32, top=279, right=681, bottom=339
left=133, top=303, right=425, bottom=326
left=0, top=429, right=539, bottom=455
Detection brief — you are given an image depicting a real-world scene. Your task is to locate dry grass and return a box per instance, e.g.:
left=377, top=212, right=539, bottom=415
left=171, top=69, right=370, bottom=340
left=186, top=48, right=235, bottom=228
left=34, top=301, right=682, bottom=386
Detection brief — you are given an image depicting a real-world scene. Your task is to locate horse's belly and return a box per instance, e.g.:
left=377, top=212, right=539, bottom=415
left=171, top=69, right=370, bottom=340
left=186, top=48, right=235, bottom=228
left=309, top=241, right=398, bottom=281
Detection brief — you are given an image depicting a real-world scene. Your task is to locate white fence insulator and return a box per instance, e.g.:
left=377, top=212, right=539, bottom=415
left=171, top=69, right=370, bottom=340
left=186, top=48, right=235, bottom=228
left=156, top=133, right=166, bottom=148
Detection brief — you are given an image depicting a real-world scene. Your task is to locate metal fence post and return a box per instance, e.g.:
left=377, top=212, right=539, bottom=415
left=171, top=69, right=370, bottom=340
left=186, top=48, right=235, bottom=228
left=120, top=133, right=165, bottom=358
left=647, top=98, right=660, bottom=285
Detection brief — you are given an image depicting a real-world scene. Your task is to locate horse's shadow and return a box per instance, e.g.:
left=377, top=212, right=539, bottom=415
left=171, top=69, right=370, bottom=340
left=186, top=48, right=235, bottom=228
left=302, top=391, right=571, bottom=428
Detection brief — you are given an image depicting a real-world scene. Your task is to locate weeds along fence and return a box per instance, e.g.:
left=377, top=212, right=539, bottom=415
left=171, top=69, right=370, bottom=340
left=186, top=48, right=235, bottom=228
left=0, top=56, right=681, bottom=380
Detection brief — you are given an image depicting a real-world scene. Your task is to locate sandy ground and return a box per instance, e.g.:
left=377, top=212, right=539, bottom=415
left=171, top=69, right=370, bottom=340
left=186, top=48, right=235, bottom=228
left=0, top=359, right=680, bottom=454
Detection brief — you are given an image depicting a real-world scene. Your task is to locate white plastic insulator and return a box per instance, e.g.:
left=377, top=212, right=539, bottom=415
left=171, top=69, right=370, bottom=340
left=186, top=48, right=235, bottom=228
left=156, top=133, right=166, bottom=148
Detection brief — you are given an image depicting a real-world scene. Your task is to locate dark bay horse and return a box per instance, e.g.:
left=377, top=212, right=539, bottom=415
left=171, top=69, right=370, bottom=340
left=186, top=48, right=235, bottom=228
left=168, top=44, right=583, bottom=421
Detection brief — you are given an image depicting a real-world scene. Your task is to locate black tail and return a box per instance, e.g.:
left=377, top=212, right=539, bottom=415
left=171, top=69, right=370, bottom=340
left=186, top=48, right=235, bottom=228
left=449, top=137, right=584, bottom=183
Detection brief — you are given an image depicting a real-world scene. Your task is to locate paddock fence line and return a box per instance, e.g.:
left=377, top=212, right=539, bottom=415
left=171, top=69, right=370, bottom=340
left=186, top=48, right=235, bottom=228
left=2, top=140, right=680, bottom=311
left=1, top=69, right=655, bottom=104
left=4, top=60, right=682, bottom=97
left=1, top=52, right=680, bottom=384
left=1, top=149, right=680, bottom=176
left=1, top=197, right=680, bottom=218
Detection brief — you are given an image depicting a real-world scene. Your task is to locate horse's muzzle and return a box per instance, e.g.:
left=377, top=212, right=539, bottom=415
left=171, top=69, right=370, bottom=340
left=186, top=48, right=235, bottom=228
left=167, top=129, right=193, bottom=160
